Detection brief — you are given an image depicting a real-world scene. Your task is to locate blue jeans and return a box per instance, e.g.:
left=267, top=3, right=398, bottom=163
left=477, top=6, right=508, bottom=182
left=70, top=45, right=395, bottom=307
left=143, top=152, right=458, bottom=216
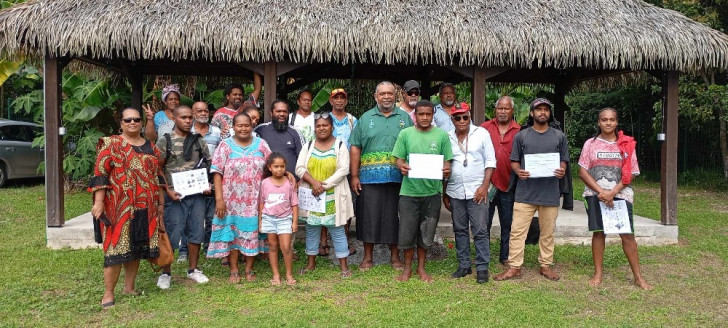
left=451, top=198, right=491, bottom=271
left=487, top=188, right=515, bottom=264
left=164, top=194, right=206, bottom=251
left=305, top=225, right=349, bottom=259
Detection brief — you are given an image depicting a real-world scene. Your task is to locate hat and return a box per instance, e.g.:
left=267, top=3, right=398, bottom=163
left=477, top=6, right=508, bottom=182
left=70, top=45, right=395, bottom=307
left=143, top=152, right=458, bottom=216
left=329, top=88, right=347, bottom=99
left=451, top=102, right=471, bottom=116
left=530, top=98, right=553, bottom=111
left=403, top=80, right=420, bottom=92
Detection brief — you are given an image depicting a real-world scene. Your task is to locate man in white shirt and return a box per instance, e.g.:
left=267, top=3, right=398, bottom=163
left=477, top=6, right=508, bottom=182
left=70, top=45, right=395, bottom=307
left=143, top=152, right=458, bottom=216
left=289, top=89, right=315, bottom=143
left=443, top=102, right=496, bottom=283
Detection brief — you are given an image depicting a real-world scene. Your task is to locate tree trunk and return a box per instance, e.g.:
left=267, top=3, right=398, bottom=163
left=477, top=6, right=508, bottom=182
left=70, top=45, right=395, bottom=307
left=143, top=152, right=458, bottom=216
left=720, top=111, right=728, bottom=180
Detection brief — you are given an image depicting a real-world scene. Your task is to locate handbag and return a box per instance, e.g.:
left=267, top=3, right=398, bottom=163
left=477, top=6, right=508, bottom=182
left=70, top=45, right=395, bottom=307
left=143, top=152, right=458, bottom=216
left=148, top=218, right=174, bottom=271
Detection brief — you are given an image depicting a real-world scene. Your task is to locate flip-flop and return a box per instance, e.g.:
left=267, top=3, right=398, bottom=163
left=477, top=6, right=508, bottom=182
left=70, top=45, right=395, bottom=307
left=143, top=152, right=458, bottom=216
left=348, top=244, right=357, bottom=256
left=286, top=277, right=297, bottom=286
left=101, top=301, right=115, bottom=309
left=340, top=270, right=352, bottom=279
left=270, top=278, right=281, bottom=286
left=245, top=271, right=256, bottom=282
left=229, top=272, right=241, bottom=284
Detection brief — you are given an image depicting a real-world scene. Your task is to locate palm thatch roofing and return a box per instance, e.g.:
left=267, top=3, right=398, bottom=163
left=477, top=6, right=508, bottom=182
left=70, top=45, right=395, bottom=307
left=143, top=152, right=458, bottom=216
left=1, top=0, right=728, bottom=72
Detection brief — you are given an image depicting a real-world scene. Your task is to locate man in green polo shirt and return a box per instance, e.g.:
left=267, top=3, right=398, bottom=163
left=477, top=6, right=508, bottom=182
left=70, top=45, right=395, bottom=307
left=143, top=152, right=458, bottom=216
left=392, top=100, right=453, bottom=282
left=349, top=81, right=413, bottom=271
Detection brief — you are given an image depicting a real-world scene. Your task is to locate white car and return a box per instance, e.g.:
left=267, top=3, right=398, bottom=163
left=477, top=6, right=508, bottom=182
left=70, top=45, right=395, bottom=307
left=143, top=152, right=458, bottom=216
left=0, top=119, right=44, bottom=187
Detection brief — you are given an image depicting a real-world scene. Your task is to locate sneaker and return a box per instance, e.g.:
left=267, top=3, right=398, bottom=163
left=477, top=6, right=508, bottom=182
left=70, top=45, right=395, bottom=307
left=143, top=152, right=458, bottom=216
left=451, top=267, right=472, bottom=278
left=157, top=273, right=172, bottom=289
left=187, top=269, right=209, bottom=284
left=177, top=253, right=188, bottom=263
left=476, top=270, right=489, bottom=284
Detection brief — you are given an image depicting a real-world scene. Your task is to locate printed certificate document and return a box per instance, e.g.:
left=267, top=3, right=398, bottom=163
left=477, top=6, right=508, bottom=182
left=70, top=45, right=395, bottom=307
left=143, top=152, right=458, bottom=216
left=524, top=152, right=560, bottom=178
left=408, top=153, right=444, bottom=180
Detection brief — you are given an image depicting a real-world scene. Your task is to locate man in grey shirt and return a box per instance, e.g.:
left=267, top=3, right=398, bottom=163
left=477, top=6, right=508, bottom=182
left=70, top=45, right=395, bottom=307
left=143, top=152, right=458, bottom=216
left=494, top=98, right=568, bottom=282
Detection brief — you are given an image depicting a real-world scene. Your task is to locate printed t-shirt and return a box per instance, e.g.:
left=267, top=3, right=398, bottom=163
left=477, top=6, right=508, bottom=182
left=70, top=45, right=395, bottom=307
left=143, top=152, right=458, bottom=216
left=157, top=132, right=211, bottom=189
left=210, top=107, right=238, bottom=139
left=259, top=178, right=298, bottom=218
left=154, top=111, right=175, bottom=142
left=392, top=126, right=453, bottom=197
left=578, top=137, right=639, bottom=203
left=510, top=127, right=569, bottom=206
left=332, top=113, right=358, bottom=148
left=348, top=107, right=413, bottom=184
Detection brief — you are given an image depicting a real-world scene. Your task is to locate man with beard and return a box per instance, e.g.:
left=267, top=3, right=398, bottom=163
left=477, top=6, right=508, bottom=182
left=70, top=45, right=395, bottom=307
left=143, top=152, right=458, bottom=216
left=349, top=81, right=413, bottom=271
left=211, top=74, right=262, bottom=139
left=432, top=83, right=458, bottom=132
left=493, top=98, right=568, bottom=282
left=190, top=101, right=221, bottom=255
left=254, top=100, right=303, bottom=177
left=480, top=96, right=521, bottom=265
left=289, top=89, right=316, bottom=143
left=399, top=80, right=420, bottom=123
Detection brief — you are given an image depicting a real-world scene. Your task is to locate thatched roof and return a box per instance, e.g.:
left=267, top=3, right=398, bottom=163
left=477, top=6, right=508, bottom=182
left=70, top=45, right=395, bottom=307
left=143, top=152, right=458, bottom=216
left=1, top=0, right=728, bottom=72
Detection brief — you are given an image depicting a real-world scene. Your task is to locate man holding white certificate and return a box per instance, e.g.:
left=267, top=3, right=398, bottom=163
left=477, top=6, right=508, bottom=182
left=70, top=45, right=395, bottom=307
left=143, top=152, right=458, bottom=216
left=392, top=100, right=453, bottom=282
left=494, top=98, right=568, bottom=282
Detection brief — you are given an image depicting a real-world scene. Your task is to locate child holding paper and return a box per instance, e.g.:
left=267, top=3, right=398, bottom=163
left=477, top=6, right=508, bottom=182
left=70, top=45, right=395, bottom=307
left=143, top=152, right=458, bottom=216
left=578, top=108, right=652, bottom=290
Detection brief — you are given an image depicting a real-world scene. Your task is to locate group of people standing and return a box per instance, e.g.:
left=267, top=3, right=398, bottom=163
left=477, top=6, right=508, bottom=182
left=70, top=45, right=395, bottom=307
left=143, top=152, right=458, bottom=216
left=90, top=77, right=651, bottom=309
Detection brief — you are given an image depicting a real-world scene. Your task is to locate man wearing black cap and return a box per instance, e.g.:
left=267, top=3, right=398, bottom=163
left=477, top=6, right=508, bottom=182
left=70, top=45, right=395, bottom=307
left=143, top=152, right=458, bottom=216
left=493, top=98, right=569, bottom=282
left=400, top=80, right=420, bottom=122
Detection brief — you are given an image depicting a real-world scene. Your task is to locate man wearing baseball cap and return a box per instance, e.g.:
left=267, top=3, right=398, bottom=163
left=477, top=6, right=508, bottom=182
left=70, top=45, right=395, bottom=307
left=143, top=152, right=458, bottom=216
left=444, top=102, right=496, bottom=283
left=494, top=98, right=569, bottom=282
left=400, top=80, right=420, bottom=122
left=329, top=88, right=358, bottom=144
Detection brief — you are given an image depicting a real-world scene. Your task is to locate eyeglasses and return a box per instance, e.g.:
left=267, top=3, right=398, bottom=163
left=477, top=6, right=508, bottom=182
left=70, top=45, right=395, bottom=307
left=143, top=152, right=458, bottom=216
left=453, top=115, right=470, bottom=122
left=314, top=111, right=331, bottom=120
left=406, top=90, right=420, bottom=96
left=122, top=117, right=142, bottom=123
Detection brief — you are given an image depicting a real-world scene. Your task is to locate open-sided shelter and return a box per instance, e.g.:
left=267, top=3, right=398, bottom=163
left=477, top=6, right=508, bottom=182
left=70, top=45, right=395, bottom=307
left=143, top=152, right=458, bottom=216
left=2, top=0, right=728, bottom=231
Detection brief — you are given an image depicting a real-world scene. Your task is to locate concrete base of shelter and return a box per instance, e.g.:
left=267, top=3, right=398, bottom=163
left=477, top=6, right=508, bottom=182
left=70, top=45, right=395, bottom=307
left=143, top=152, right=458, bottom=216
left=48, top=200, right=678, bottom=250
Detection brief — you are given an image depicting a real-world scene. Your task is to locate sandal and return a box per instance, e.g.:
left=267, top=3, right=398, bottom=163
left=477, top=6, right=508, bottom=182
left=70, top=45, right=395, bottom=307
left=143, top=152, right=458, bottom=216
left=318, top=245, right=330, bottom=257
left=101, top=301, right=115, bottom=309
left=348, top=244, right=357, bottom=256
left=245, top=270, right=256, bottom=282
left=340, top=270, right=352, bottom=279
left=229, top=272, right=241, bottom=284
left=286, top=277, right=297, bottom=286
left=270, top=278, right=281, bottom=286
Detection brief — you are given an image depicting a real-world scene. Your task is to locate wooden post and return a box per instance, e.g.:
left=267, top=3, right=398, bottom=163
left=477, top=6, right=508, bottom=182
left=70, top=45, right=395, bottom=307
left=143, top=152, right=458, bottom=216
left=472, top=67, right=487, bottom=125
left=263, top=61, right=277, bottom=123
left=129, top=70, right=143, bottom=112
left=661, top=71, right=679, bottom=225
left=44, top=56, right=69, bottom=227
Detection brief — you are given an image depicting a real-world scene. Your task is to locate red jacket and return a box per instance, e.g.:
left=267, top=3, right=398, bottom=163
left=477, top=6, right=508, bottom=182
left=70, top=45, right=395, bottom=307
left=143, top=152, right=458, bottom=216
left=481, top=119, right=521, bottom=192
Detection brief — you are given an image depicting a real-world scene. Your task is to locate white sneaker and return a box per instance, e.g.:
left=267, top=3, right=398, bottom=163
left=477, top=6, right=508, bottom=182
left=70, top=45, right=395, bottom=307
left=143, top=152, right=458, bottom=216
left=177, top=253, right=188, bottom=263
left=157, top=273, right=172, bottom=289
left=187, top=269, right=209, bottom=284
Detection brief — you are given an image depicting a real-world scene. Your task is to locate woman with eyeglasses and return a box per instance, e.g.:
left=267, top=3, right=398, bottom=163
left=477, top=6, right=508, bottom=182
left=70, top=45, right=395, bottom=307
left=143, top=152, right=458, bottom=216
left=296, top=112, right=355, bottom=278
left=89, top=107, right=166, bottom=309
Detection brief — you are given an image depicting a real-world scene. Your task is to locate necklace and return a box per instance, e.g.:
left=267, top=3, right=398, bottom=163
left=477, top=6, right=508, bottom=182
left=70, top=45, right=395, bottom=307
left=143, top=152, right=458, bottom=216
left=456, top=132, right=469, bottom=167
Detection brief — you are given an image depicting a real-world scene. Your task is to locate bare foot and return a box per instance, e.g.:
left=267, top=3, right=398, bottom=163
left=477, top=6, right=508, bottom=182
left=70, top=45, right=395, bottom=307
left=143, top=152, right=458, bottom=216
left=396, top=269, right=412, bottom=282
left=358, top=260, right=374, bottom=272
left=635, top=278, right=653, bottom=290
left=588, top=273, right=602, bottom=287
left=228, top=272, right=241, bottom=284
left=270, top=274, right=281, bottom=286
left=286, top=276, right=297, bottom=286
left=391, top=260, right=405, bottom=271
left=245, top=271, right=256, bottom=282
left=416, top=269, right=433, bottom=283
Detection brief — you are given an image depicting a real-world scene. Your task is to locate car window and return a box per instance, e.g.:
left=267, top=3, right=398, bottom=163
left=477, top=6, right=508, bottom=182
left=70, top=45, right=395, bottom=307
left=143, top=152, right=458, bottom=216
left=0, top=125, right=32, bottom=142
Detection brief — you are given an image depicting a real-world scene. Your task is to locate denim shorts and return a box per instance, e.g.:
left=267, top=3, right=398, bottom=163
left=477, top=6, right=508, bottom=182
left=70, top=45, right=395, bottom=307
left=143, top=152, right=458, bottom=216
left=260, top=214, right=293, bottom=234
left=164, top=194, right=206, bottom=249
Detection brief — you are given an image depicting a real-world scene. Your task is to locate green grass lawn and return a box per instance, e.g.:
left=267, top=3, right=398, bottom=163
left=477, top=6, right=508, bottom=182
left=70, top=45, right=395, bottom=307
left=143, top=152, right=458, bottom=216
left=0, top=177, right=726, bottom=327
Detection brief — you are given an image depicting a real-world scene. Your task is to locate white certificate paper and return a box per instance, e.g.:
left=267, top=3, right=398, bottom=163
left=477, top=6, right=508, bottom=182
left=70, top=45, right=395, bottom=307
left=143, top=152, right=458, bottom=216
left=171, top=168, right=208, bottom=197
left=600, top=200, right=632, bottom=234
left=408, top=153, right=444, bottom=180
left=298, top=187, right=326, bottom=213
left=524, top=152, right=560, bottom=178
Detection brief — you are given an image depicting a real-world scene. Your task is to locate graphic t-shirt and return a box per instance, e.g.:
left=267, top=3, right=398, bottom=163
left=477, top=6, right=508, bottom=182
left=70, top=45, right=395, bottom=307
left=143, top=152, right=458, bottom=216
left=392, top=126, right=453, bottom=197
left=578, top=137, right=639, bottom=203
left=153, top=111, right=175, bottom=142
left=210, top=107, right=238, bottom=140
left=259, top=178, right=298, bottom=218
left=332, top=113, right=358, bottom=148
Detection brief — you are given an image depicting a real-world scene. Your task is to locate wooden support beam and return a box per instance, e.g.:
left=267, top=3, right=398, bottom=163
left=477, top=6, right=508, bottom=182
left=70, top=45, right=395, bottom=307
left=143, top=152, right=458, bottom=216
left=44, top=56, right=70, bottom=227
left=661, top=71, right=679, bottom=225
left=552, top=73, right=579, bottom=133
left=472, top=67, right=487, bottom=125
left=263, top=61, right=277, bottom=122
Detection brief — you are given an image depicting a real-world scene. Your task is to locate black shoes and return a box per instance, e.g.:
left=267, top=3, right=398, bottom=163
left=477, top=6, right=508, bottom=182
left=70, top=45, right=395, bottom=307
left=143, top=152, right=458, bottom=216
left=476, top=270, right=489, bottom=283
left=451, top=267, right=472, bottom=278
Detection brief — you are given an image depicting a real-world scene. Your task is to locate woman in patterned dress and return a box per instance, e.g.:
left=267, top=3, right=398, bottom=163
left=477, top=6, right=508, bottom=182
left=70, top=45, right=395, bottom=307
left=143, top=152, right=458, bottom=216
left=207, top=113, right=271, bottom=283
left=296, top=112, right=355, bottom=278
left=89, top=107, right=165, bottom=309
